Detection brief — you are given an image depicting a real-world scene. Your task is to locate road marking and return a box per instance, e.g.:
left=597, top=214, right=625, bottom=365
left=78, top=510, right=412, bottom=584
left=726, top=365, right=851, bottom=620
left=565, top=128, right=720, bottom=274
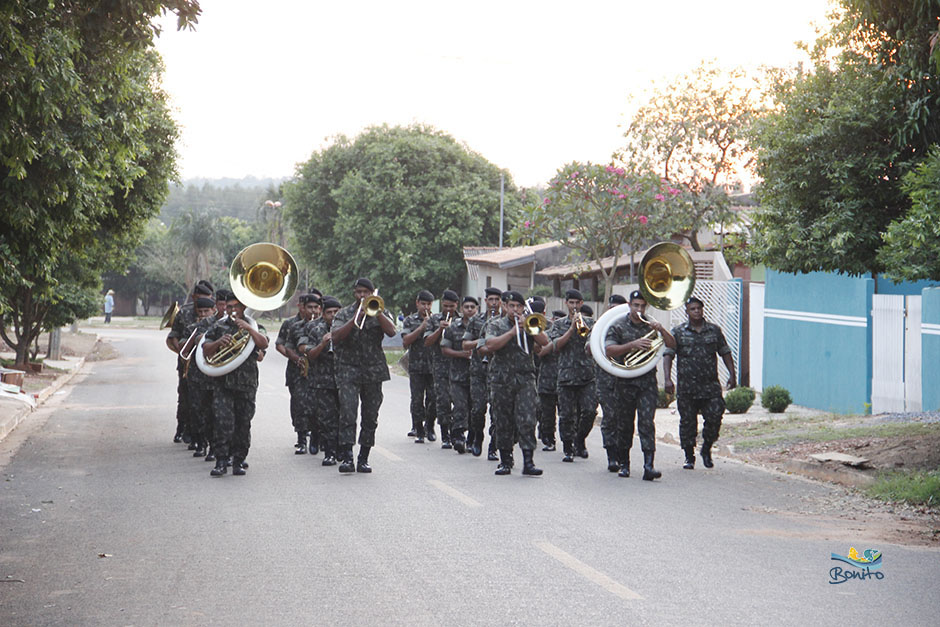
left=372, top=446, right=403, bottom=462
left=534, top=541, right=643, bottom=601
left=427, top=479, right=482, bottom=508
left=60, top=404, right=174, bottom=411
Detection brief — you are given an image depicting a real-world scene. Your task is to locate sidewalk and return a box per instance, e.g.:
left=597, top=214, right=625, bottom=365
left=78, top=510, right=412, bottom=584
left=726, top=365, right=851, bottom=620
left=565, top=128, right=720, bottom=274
left=0, top=354, right=88, bottom=442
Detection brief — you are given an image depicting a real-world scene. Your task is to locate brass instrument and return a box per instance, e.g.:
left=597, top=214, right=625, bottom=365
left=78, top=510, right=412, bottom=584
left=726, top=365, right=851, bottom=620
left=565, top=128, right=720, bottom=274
left=523, top=312, right=548, bottom=336
left=160, top=301, right=180, bottom=329
left=589, top=242, right=695, bottom=378
left=573, top=312, right=590, bottom=338
left=355, top=291, right=385, bottom=329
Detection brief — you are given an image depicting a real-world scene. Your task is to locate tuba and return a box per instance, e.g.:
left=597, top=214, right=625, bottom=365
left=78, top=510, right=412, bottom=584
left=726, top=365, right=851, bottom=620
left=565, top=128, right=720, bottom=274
left=195, top=243, right=298, bottom=377
left=160, top=301, right=180, bottom=329
left=589, top=242, right=695, bottom=378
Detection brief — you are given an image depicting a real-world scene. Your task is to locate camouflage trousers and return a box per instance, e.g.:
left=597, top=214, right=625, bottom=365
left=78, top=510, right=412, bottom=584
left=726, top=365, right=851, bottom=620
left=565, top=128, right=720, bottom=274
left=490, top=374, right=538, bottom=451
left=288, top=380, right=307, bottom=433
left=337, top=379, right=383, bottom=448
left=677, top=395, right=725, bottom=449
left=315, top=387, right=339, bottom=453
left=449, top=381, right=470, bottom=436
left=431, top=370, right=452, bottom=436
left=469, top=370, right=489, bottom=438
left=212, top=388, right=256, bottom=462
left=537, top=392, right=557, bottom=445
left=557, top=383, right=597, bottom=445
left=186, top=379, right=213, bottom=443
left=610, top=379, right=658, bottom=453
left=598, top=383, right=618, bottom=450
left=408, top=372, right=435, bottom=437
left=175, top=372, right=190, bottom=436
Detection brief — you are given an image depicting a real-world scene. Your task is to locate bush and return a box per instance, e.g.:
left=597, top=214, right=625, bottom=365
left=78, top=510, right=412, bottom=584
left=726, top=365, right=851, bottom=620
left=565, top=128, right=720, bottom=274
left=724, top=386, right=755, bottom=413
left=657, top=388, right=674, bottom=408
left=761, top=385, right=792, bottom=413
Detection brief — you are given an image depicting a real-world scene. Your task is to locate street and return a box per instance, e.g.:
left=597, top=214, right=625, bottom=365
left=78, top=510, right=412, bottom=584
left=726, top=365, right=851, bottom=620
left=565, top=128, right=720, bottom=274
left=1, top=327, right=938, bottom=626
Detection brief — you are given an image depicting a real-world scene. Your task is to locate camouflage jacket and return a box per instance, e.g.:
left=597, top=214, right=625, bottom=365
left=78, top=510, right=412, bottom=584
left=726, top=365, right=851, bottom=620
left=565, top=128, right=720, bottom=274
left=203, top=316, right=267, bottom=392
left=604, top=315, right=657, bottom=386
left=401, top=312, right=433, bottom=375
left=547, top=315, right=596, bottom=387
left=298, top=318, right=336, bottom=390
left=483, top=315, right=536, bottom=385
left=440, top=316, right=472, bottom=384
left=276, top=314, right=305, bottom=386
left=331, top=303, right=391, bottom=383
left=663, top=320, right=731, bottom=399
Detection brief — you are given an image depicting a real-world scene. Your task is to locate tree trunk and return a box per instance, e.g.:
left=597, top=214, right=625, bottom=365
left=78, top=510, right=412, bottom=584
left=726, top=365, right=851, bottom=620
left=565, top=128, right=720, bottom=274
left=48, top=327, right=62, bottom=360
left=689, top=230, right=702, bottom=251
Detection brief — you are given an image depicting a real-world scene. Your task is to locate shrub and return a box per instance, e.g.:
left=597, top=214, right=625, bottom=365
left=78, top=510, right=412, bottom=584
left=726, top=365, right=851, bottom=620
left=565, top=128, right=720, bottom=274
left=761, top=385, right=792, bottom=413
left=657, top=388, right=673, bottom=408
left=725, top=386, right=755, bottom=413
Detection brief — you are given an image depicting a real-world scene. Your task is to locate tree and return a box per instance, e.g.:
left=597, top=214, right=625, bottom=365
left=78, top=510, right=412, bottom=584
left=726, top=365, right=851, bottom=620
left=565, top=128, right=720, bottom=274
left=510, top=162, right=680, bottom=305
left=618, top=61, right=760, bottom=250
left=170, top=208, right=221, bottom=291
left=284, top=125, right=519, bottom=311
left=0, top=1, right=200, bottom=365
left=748, top=0, right=940, bottom=277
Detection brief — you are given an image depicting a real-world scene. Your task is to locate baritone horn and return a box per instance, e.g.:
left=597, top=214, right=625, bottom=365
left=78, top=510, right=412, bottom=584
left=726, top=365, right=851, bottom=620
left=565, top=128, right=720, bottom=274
left=589, top=242, right=695, bottom=378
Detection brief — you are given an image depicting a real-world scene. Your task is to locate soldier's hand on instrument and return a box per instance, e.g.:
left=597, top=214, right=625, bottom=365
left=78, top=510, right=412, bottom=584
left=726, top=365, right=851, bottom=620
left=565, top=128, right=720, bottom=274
left=233, top=318, right=251, bottom=331
left=633, top=337, right=653, bottom=351
left=257, top=349, right=266, bottom=362
left=322, top=332, right=332, bottom=346
left=220, top=333, right=234, bottom=346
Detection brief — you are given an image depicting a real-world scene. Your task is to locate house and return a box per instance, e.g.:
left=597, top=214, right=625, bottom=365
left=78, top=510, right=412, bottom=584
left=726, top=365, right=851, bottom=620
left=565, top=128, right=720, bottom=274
left=462, top=242, right=567, bottom=299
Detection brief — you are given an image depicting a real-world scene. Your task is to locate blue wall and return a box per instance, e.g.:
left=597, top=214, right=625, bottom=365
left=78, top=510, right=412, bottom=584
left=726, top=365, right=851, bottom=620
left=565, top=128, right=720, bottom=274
left=764, top=271, right=873, bottom=414
left=874, top=275, right=939, bottom=295
left=923, top=288, right=940, bottom=412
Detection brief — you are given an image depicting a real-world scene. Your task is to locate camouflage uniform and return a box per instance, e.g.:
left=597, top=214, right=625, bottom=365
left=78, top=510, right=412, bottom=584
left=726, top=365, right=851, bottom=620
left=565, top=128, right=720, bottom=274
left=167, top=302, right=197, bottom=439
left=548, top=316, right=598, bottom=451
left=663, top=320, right=732, bottom=449
left=287, top=318, right=319, bottom=445
left=298, top=318, right=338, bottom=456
left=535, top=348, right=558, bottom=447
left=331, top=304, right=391, bottom=455
left=204, top=317, right=267, bottom=465
left=276, top=314, right=308, bottom=436
left=483, top=317, right=538, bottom=452
left=604, top=316, right=658, bottom=454
left=424, top=313, right=454, bottom=441
left=401, top=313, right=436, bottom=438
left=462, top=313, right=492, bottom=450
left=441, top=316, right=472, bottom=439
left=596, top=366, right=620, bottom=451
left=183, top=316, right=216, bottom=448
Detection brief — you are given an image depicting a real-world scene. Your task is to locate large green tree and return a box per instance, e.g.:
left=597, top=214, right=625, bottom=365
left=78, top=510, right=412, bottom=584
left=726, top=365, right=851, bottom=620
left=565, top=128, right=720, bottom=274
left=0, top=0, right=200, bottom=365
left=748, top=0, right=940, bottom=277
left=284, top=125, right=519, bottom=311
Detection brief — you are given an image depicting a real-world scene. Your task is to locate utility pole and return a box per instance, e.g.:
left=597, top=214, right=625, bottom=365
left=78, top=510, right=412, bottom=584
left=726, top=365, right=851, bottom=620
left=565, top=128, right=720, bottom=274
left=499, top=173, right=504, bottom=248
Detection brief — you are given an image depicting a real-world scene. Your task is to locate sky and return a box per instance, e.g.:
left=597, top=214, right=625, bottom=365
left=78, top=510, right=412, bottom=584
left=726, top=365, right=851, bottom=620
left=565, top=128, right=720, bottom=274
left=154, top=0, right=833, bottom=188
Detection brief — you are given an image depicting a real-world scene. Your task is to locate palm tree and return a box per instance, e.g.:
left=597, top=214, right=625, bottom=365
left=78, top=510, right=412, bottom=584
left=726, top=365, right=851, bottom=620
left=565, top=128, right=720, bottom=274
left=170, top=208, right=221, bottom=291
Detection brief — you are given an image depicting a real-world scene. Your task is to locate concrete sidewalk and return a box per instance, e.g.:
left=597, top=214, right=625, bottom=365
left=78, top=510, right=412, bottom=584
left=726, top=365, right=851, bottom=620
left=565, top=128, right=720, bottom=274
left=0, top=354, right=87, bottom=442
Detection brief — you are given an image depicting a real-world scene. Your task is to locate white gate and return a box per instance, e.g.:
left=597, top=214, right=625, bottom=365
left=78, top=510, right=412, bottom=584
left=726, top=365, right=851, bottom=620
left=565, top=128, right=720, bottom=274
left=871, top=294, right=921, bottom=413
left=670, top=279, right=742, bottom=385
left=750, top=283, right=765, bottom=391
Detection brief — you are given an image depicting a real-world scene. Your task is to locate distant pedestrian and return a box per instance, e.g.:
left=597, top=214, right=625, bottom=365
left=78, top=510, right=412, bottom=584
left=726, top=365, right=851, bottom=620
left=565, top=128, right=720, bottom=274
left=104, top=290, right=114, bottom=323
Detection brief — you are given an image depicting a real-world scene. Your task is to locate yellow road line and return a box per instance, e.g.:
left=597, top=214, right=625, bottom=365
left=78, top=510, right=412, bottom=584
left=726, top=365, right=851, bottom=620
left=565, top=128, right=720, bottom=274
left=427, top=479, right=482, bottom=508
left=534, top=541, right=643, bottom=600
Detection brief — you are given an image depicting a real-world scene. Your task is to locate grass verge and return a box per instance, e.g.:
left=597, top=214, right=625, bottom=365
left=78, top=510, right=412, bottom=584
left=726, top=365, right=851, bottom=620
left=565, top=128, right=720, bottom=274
left=725, top=418, right=940, bottom=451
left=865, top=470, right=940, bottom=508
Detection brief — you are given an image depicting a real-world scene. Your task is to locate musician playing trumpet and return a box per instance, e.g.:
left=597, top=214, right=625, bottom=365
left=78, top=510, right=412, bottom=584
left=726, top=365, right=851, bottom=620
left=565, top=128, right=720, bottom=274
left=400, top=290, right=437, bottom=443
left=423, top=290, right=460, bottom=448
left=603, top=290, right=675, bottom=481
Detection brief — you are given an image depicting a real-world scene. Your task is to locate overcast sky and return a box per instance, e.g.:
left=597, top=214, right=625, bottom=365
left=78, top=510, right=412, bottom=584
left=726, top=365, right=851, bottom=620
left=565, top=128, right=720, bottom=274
left=154, top=0, right=833, bottom=188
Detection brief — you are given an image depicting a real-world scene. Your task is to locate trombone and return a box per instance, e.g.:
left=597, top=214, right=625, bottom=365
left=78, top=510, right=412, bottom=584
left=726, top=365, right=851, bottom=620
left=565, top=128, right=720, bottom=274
left=515, top=299, right=548, bottom=354
left=355, top=290, right=385, bottom=329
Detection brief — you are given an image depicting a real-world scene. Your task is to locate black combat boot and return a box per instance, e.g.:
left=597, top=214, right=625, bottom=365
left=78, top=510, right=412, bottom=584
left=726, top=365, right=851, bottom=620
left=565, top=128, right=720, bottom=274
left=308, top=432, right=319, bottom=455
left=322, top=446, right=337, bottom=466
left=562, top=441, right=575, bottom=463
left=294, top=432, right=307, bottom=455
left=701, top=441, right=714, bottom=468
left=683, top=447, right=695, bottom=470
left=425, top=422, right=437, bottom=442
left=642, top=451, right=662, bottom=481
left=470, top=431, right=483, bottom=457
left=576, top=436, right=589, bottom=459
left=407, top=428, right=417, bottom=438
left=441, top=428, right=453, bottom=450
left=453, top=432, right=466, bottom=454
left=173, top=426, right=183, bottom=443
left=193, top=438, right=206, bottom=457
left=521, top=449, right=543, bottom=476
left=210, top=458, right=227, bottom=477
left=487, top=440, right=498, bottom=461
left=494, top=449, right=513, bottom=475
left=232, top=457, right=246, bottom=475
left=618, top=449, right=631, bottom=477
left=356, top=446, right=373, bottom=473
left=205, top=446, right=215, bottom=462
left=338, top=447, right=356, bottom=473
left=542, top=438, right=556, bottom=452
left=606, top=448, right=620, bottom=472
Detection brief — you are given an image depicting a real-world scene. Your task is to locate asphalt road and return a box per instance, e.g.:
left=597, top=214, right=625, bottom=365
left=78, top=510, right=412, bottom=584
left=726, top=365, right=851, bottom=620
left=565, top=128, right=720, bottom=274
left=1, top=328, right=938, bottom=626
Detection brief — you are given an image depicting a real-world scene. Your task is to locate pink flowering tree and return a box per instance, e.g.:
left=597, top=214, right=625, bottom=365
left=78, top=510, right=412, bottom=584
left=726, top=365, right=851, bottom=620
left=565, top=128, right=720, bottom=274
left=511, top=162, right=680, bottom=304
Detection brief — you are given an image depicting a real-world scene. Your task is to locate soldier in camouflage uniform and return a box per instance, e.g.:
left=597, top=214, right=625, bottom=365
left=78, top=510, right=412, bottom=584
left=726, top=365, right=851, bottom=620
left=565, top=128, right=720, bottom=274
left=202, top=293, right=269, bottom=477
left=400, top=290, right=436, bottom=443
left=287, top=294, right=323, bottom=454
left=276, top=296, right=316, bottom=454
left=461, top=286, right=501, bottom=457
left=179, top=297, right=217, bottom=457
left=535, top=308, right=563, bottom=452
left=166, top=280, right=214, bottom=444
left=662, top=296, right=736, bottom=470
left=330, top=278, right=397, bottom=473
left=423, top=290, right=459, bottom=448
left=604, top=290, right=676, bottom=481
left=299, top=296, right=342, bottom=466
left=483, top=290, right=550, bottom=476
left=597, top=294, right=628, bottom=472
left=441, top=296, right=478, bottom=453
left=545, top=289, right=598, bottom=463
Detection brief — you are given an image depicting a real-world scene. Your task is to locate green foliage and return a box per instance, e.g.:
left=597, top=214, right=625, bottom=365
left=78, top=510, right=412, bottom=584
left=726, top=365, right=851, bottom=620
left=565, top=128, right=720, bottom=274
left=724, top=386, right=756, bottom=413
left=284, top=125, right=519, bottom=311
left=0, top=1, right=199, bottom=363
left=866, top=470, right=940, bottom=508
left=761, top=385, right=792, bottom=413
left=526, top=285, right=554, bottom=299
left=161, top=178, right=282, bottom=222
left=748, top=0, right=940, bottom=277
left=510, top=161, right=677, bottom=304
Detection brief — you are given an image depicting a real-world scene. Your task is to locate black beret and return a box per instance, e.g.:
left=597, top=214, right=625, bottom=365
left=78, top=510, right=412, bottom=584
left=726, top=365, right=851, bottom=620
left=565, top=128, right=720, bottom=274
left=609, top=294, right=627, bottom=305
left=501, top=291, right=512, bottom=302
left=322, top=296, right=342, bottom=310
left=355, top=278, right=375, bottom=291
left=417, top=290, right=435, bottom=302
left=193, top=280, right=214, bottom=296
left=580, top=304, right=594, bottom=317
left=531, top=295, right=545, bottom=302
left=462, top=296, right=479, bottom=306
left=300, top=294, right=320, bottom=305
left=442, top=289, right=459, bottom=302
left=195, top=297, right=215, bottom=309
left=552, top=310, right=567, bottom=319
left=686, top=296, right=704, bottom=307
left=529, top=300, right=545, bottom=313
left=507, top=291, right=525, bottom=304
left=629, top=290, right=645, bottom=302
left=215, top=289, right=231, bottom=301
left=565, top=289, right=583, bottom=301
left=308, top=288, right=323, bottom=298
left=484, top=287, right=503, bottom=297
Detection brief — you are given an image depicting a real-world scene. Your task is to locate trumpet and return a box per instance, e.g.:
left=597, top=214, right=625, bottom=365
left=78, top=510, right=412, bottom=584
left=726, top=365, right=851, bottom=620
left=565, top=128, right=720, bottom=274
left=355, top=291, right=385, bottom=329
left=573, top=312, right=590, bottom=338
